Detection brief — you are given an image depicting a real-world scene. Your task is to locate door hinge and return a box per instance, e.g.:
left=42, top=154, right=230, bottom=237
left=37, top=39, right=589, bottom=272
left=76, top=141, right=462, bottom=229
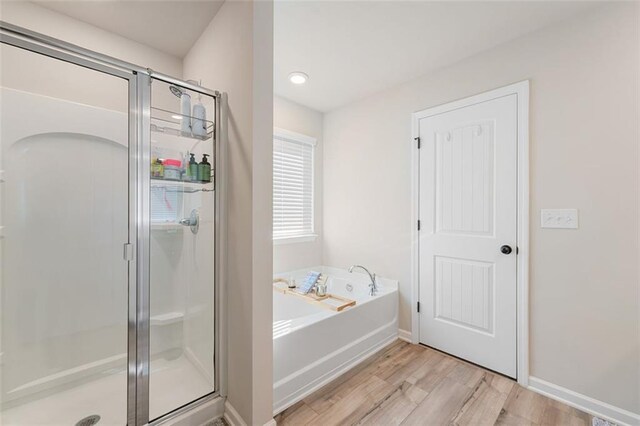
left=123, top=243, right=134, bottom=261
left=414, top=137, right=421, bottom=149
left=417, top=301, right=420, bottom=313
left=417, top=220, right=421, bottom=231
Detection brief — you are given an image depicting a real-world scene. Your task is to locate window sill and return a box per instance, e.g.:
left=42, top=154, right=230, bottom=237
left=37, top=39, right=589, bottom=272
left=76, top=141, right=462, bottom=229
left=273, top=234, right=318, bottom=245
left=151, top=222, right=183, bottom=231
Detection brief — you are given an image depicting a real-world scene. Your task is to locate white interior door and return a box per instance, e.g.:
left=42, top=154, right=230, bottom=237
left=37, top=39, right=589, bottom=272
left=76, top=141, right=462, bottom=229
left=418, top=94, right=517, bottom=378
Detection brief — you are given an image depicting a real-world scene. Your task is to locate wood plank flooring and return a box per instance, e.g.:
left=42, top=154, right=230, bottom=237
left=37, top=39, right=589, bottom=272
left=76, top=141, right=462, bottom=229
left=275, top=340, right=592, bottom=426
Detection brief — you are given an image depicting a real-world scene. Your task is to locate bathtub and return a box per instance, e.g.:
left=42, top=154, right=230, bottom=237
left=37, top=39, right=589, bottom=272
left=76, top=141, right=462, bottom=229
left=272, top=266, right=398, bottom=414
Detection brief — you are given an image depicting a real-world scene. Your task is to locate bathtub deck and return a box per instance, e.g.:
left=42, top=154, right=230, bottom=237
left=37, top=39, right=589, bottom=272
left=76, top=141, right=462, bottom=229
left=275, top=340, right=592, bottom=425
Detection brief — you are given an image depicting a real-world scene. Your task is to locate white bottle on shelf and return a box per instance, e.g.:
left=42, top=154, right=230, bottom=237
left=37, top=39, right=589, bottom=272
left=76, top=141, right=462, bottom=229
left=180, top=91, right=192, bottom=135
left=192, top=94, right=207, bottom=138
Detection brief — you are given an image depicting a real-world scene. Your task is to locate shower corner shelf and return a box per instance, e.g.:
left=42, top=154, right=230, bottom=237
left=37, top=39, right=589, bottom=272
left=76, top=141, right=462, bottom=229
left=151, top=178, right=214, bottom=193
left=150, top=311, right=184, bottom=326
left=151, top=107, right=214, bottom=142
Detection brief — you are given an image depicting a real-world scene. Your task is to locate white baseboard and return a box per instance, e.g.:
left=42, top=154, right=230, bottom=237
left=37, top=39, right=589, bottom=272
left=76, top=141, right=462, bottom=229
left=528, top=377, right=640, bottom=426
left=224, top=400, right=247, bottom=426
left=398, top=328, right=412, bottom=342
left=224, top=401, right=275, bottom=426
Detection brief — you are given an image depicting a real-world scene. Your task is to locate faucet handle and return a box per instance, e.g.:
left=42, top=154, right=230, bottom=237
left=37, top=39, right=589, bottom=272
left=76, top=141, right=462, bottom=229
left=368, top=281, right=377, bottom=296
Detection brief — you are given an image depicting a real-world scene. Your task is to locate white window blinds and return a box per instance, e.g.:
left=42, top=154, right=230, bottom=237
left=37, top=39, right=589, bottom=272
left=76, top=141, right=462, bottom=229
left=151, top=186, right=182, bottom=223
left=273, top=130, right=315, bottom=240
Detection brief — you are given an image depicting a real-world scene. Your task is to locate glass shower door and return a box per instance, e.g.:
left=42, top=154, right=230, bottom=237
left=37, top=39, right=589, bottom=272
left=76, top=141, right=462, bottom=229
left=147, top=78, right=216, bottom=420
left=0, top=43, right=131, bottom=424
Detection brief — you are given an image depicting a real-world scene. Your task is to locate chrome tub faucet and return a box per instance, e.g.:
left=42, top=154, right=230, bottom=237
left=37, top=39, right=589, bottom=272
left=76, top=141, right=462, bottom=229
left=348, top=265, right=378, bottom=296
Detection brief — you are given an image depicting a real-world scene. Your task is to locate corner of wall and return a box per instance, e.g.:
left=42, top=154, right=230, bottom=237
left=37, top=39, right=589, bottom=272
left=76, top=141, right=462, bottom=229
left=183, top=0, right=274, bottom=424
left=251, top=0, right=274, bottom=424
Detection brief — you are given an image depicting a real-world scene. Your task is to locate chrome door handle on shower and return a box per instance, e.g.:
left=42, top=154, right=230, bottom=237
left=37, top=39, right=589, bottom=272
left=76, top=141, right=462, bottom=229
left=179, top=209, right=199, bottom=234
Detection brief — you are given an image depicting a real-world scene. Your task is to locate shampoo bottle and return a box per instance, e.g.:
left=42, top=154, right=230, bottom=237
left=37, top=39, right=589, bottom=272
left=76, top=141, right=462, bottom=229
left=198, top=154, right=211, bottom=182
left=192, top=94, right=207, bottom=137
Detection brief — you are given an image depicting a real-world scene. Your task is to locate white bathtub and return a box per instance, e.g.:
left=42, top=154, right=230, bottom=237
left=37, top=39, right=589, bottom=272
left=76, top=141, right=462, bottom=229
left=272, top=266, right=398, bottom=414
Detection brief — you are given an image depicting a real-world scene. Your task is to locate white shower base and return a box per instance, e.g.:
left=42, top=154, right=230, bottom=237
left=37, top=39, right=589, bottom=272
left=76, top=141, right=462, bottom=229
left=1, top=355, right=213, bottom=426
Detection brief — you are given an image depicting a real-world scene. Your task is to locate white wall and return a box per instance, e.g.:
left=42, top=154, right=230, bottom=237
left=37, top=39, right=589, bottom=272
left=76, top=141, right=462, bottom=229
left=0, top=1, right=182, bottom=78
left=323, top=3, right=639, bottom=416
left=183, top=1, right=274, bottom=424
left=0, top=2, right=182, bottom=115
left=0, top=87, right=129, bottom=411
left=273, top=96, right=324, bottom=273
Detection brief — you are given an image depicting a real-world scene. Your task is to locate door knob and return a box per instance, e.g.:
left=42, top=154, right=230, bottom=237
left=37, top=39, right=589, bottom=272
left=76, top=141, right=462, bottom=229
left=500, top=245, right=513, bottom=255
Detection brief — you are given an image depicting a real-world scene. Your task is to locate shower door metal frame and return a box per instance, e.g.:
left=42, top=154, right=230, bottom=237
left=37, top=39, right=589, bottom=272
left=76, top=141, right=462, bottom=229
left=138, top=74, right=223, bottom=425
left=0, top=22, right=224, bottom=426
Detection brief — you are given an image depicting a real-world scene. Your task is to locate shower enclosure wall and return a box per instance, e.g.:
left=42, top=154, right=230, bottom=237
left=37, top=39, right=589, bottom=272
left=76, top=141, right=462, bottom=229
left=0, top=23, right=223, bottom=425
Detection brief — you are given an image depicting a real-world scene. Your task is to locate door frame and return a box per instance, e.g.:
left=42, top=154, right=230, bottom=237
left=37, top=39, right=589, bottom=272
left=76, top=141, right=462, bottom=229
left=410, top=81, right=530, bottom=385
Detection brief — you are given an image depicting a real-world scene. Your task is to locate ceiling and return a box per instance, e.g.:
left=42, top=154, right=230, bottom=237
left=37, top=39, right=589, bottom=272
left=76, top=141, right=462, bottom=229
left=275, top=1, right=603, bottom=112
left=35, top=0, right=224, bottom=58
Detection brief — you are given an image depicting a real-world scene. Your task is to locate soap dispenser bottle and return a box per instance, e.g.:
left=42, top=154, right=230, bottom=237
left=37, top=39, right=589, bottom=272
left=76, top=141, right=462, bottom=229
left=188, top=153, right=198, bottom=182
left=198, top=154, right=211, bottom=182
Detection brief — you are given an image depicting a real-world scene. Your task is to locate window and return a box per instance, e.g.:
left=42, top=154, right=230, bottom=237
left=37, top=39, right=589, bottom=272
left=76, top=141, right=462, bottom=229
left=273, top=128, right=316, bottom=243
left=151, top=186, right=182, bottom=223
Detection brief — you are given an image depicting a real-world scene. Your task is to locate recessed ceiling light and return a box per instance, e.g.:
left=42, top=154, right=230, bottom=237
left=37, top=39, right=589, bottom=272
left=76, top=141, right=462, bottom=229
left=288, top=72, right=308, bottom=85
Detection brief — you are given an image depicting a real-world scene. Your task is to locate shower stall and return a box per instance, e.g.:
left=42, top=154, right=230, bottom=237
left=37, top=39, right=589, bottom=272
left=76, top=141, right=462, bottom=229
left=0, top=23, right=224, bottom=425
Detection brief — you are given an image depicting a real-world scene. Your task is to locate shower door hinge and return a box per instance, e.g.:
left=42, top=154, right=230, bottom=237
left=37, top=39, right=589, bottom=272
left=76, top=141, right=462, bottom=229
left=417, top=301, right=420, bottom=313
left=123, top=243, right=134, bottom=261
left=414, top=137, right=421, bottom=149
left=417, top=220, right=421, bottom=231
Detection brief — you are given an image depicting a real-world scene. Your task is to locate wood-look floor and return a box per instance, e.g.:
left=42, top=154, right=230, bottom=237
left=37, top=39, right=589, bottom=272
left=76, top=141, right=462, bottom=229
left=275, top=340, right=592, bottom=426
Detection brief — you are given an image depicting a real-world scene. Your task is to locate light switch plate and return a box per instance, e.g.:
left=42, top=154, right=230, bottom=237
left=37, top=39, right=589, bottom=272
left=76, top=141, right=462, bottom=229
left=541, top=209, right=579, bottom=229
